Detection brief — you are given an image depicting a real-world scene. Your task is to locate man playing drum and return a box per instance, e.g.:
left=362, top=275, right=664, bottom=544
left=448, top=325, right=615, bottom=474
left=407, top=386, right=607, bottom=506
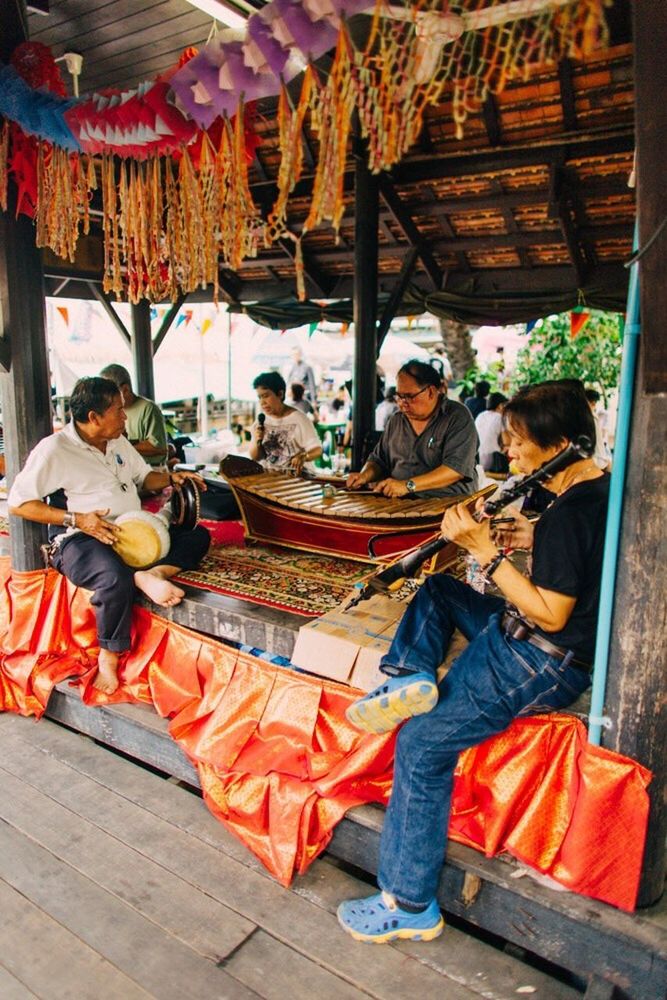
left=8, top=377, right=210, bottom=695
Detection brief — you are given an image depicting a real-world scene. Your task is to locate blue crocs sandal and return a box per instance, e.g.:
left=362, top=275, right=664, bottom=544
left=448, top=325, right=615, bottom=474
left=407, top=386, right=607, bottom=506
left=345, top=672, right=438, bottom=734
left=338, top=891, right=444, bottom=944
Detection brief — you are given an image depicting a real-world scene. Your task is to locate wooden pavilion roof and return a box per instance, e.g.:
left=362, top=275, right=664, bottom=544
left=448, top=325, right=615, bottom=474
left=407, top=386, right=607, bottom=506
left=31, top=0, right=635, bottom=311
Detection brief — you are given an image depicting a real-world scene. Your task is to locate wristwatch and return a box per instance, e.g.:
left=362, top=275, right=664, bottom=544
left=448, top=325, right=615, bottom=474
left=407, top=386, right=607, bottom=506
left=62, top=512, right=76, bottom=529
left=406, top=479, right=417, bottom=493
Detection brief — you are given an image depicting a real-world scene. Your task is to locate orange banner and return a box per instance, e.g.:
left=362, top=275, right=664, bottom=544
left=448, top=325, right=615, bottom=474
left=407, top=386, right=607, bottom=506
left=0, top=559, right=650, bottom=909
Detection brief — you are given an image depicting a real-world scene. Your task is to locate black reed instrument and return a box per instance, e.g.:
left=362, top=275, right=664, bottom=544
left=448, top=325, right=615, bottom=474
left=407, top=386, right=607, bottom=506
left=346, top=435, right=592, bottom=606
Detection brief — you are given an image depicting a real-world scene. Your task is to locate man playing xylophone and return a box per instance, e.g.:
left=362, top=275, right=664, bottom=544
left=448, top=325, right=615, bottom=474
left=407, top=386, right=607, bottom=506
left=346, top=359, right=478, bottom=499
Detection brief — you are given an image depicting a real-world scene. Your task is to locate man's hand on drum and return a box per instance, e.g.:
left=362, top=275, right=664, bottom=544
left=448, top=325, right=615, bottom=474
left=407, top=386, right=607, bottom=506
left=170, top=470, right=207, bottom=492
left=372, top=477, right=409, bottom=498
left=77, top=509, right=121, bottom=546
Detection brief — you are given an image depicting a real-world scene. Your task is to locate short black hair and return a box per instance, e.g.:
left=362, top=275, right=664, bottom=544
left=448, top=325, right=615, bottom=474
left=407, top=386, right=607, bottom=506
left=290, top=382, right=305, bottom=401
left=584, top=388, right=601, bottom=404
left=503, top=379, right=595, bottom=450
left=253, top=371, right=286, bottom=398
left=397, top=359, right=443, bottom=389
left=474, top=380, right=491, bottom=398
left=70, top=377, right=120, bottom=424
left=487, top=392, right=507, bottom=411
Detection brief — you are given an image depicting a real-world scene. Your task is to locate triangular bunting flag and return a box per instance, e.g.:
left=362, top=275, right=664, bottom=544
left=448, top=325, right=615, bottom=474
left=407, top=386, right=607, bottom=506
left=570, top=310, right=591, bottom=338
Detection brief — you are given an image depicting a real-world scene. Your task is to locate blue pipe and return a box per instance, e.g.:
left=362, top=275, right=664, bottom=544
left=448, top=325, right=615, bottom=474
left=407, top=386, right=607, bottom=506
left=588, top=223, right=641, bottom=744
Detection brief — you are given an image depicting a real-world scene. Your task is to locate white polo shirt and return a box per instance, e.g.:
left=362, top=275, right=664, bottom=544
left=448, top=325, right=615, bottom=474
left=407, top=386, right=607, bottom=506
left=8, top=421, right=152, bottom=522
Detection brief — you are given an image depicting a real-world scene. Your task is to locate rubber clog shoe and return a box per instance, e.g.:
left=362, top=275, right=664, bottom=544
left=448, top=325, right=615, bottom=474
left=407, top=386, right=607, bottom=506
left=345, top=671, right=438, bottom=734
left=337, top=891, right=444, bottom=944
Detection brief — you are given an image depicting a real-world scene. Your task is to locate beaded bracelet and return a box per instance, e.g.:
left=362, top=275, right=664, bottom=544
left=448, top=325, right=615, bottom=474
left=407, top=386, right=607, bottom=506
left=481, top=551, right=506, bottom=580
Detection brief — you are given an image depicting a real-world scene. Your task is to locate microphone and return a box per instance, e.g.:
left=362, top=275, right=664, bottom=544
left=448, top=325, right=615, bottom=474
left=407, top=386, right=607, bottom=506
left=258, top=413, right=265, bottom=427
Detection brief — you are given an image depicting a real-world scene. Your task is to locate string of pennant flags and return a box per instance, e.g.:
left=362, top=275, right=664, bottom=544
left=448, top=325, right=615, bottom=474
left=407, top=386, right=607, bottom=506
left=0, top=0, right=609, bottom=305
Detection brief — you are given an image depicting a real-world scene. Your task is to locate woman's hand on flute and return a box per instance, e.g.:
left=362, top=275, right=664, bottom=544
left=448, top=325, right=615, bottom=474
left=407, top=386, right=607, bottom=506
left=442, top=502, right=496, bottom=563
left=491, top=507, right=534, bottom=550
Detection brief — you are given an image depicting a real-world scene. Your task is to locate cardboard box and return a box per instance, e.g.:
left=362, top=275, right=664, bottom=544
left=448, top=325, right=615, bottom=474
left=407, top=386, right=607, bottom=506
left=291, top=591, right=471, bottom=692
left=290, top=593, right=411, bottom=691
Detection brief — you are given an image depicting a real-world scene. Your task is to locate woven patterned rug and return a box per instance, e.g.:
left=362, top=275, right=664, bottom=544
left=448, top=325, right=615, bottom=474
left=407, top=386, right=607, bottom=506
left=175, top=544, right=377, bottom=616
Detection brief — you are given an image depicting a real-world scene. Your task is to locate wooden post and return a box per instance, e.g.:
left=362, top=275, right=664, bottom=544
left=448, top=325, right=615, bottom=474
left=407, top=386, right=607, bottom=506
left=0, top=0, right=52, bottom=570
left=602, top=2, right=667, bottom=907
left=351, top=153, right=379, bottom=471
left=131, top=300, right=155, bottom=400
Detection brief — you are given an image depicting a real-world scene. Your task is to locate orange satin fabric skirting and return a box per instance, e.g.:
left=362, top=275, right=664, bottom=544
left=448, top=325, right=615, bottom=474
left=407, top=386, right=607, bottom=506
left=0, top=561, right=650, bottom=910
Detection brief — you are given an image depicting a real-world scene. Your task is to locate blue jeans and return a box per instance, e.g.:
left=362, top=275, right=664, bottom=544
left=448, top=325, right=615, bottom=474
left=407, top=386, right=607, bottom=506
left=377, top=575, right=591, bottom=906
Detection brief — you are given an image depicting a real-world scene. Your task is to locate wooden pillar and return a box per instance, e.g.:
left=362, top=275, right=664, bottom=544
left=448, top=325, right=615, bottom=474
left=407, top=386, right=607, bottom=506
left=602, top=2, right=667, bottom=907
left=351, top=153, right=379, bottom=471
left=131, top=300, right=155, bottom=400
left=0, top=0, right=52, bottom=570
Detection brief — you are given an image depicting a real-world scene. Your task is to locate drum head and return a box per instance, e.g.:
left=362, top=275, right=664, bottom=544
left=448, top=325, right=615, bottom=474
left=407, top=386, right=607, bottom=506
left=170, top=477, right=201, bottom=529
left=113, top=511, right=171, bottom=568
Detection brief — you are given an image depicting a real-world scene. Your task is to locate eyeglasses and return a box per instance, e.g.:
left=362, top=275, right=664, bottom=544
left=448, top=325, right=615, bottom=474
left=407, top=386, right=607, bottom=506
left=395, top=386, right=430, bottom=403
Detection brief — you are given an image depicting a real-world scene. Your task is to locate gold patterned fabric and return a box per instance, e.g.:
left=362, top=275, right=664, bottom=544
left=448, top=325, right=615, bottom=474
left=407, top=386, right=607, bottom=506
left=176, top=544, right=377, bottom=616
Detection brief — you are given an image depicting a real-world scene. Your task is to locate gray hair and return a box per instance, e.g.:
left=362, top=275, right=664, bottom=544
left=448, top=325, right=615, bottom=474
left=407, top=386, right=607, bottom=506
left=99, top=364, right=133, bottom=389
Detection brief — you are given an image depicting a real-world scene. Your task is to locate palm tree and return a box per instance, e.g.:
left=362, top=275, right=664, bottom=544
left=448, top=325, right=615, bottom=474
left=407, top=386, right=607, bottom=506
left=438, top=318, right=475, bottom=380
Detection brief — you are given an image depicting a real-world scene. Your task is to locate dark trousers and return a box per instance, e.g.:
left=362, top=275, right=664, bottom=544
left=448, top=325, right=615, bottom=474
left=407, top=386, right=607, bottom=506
left=51, top=525, right=210, bottom=652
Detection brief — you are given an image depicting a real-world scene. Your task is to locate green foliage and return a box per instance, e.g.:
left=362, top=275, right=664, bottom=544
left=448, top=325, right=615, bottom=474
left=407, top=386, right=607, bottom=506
left=458, top=360, right=505, bottom=397
left=510, top=312, right=623, bottom=405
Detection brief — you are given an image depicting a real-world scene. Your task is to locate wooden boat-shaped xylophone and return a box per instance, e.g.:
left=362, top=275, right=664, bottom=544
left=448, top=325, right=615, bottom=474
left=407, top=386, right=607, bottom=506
left=220, top=456, right=489, bottom=563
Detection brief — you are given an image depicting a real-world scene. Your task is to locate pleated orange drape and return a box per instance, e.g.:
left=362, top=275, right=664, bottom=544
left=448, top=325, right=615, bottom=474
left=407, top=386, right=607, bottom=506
left=0, top=559, right=650, bottom=910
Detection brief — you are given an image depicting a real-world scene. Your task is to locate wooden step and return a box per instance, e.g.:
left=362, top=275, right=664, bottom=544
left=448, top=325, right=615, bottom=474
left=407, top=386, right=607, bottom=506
left=143, top=584, right=305, bottom=660
left=43, top=682, right=667, bottom=999
left=1, top=710, right=585, bottom=1000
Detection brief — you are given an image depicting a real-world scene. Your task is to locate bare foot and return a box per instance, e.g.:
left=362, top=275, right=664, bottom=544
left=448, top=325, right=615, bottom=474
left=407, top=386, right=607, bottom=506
left=134, top=569, right=185, bottom=608
left=93, top=649, right=120, bottom=694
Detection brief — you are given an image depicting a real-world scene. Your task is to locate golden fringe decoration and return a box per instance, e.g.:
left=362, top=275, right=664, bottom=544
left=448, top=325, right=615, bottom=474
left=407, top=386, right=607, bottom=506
left=164, top=156, right=183, bottom=300
left=34, top=144, right=95, bottom=262
left=268, top=69, right=313, bottom=243
left=100, top=107, right=263, bottom=303
left=35, top=0, right=609, bottom=303
left=0, top=122, right=9, bottom=213
left=302, top=30, right=355, bottom=238
left=218, top=104, right=264, bottom=276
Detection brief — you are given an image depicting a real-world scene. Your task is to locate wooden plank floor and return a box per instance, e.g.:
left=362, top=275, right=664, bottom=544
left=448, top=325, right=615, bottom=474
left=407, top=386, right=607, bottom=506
left=0, top=712, right=583, bottom=1000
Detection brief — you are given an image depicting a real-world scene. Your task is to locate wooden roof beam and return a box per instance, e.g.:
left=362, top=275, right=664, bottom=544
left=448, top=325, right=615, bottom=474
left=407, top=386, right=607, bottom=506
left=152, top=292, right=187, bottom=356
left=558, top=58, right=578, bottom=132
left=233, top=260, right=628, bottom=304
left=247, top=135, right=633, bottom=206
left=255, top=223, right=630, bottom=263
left=389, top=133, right=634, bottom=183
left=548, top=165, right=595, bottom=285
left=491, top=179, right=532, bottom=270
left=276, top=238, right=335, bottom=298
left=482, top=94, right=502, bottom=147
left=377, top=247, right=419, bottom=346
left=402, top=180, right=632, bottom=217
left=86, top=281, right=131, bottom=348
left=435, top=213, right=471, bottom=275
left=378, top=175, right=443, bottom=291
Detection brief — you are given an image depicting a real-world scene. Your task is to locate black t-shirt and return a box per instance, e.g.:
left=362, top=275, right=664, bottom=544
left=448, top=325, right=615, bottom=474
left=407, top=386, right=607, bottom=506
left=529, top=475, right=610, bottom=662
